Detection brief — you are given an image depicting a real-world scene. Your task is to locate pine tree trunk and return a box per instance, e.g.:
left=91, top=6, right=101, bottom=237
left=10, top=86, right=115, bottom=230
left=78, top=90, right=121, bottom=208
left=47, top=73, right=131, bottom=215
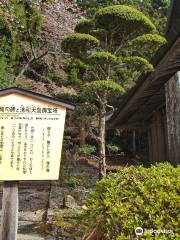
left=98, top=104, right=106, bottom=179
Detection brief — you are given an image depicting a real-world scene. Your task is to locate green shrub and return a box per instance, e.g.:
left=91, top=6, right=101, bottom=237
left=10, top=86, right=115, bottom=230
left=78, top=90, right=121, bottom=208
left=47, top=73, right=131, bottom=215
left=106, top=143, right=120, bottom=154
left=48, top=70, right=68, bottom=85
left=81, top=162, right=180, bottom=239
left=64, top=176, right=84, bottom=187
left=79, top=144, right=96, bottom=155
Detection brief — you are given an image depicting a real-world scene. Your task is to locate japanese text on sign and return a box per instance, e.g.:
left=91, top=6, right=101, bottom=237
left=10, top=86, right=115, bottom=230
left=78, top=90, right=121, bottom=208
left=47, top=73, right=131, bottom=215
left=0, top=93, right=66, bottom=180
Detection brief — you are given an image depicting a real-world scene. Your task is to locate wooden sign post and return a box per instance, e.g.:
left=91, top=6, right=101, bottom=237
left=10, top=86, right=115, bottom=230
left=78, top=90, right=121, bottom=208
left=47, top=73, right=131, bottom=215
left=0, top=88, right=74, bottom=240
left=1, top=182, right=18, bottom=240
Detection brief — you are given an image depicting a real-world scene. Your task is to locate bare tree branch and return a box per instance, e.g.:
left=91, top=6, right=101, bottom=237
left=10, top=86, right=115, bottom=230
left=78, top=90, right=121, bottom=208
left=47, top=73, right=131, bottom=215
left=14, top=49, right=49, bottom=82
left=27, top=29, right=37, bottom=59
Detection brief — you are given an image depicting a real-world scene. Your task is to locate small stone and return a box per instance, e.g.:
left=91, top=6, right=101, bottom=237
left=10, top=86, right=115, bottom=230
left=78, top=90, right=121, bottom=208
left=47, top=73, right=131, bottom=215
left=63, top=195, right=79, bottom=209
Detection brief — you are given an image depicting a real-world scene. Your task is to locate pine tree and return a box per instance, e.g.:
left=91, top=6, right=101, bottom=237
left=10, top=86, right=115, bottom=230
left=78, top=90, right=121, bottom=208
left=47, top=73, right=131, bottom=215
left=62, top=5, right=166, bottom=178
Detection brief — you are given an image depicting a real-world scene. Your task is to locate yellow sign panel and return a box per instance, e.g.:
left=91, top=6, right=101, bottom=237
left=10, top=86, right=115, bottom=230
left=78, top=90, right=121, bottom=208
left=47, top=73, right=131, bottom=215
left=0, top=92, right=66, bottom=180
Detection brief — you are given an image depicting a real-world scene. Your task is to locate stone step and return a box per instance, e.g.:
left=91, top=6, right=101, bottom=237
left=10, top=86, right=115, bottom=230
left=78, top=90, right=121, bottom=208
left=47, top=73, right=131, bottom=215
left=18, top=233, right=45, bottom=240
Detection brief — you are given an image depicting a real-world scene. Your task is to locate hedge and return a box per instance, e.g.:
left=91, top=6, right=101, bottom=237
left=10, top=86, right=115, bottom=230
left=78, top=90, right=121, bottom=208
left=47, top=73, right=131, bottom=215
left=81, top=162, right=180, bottom=239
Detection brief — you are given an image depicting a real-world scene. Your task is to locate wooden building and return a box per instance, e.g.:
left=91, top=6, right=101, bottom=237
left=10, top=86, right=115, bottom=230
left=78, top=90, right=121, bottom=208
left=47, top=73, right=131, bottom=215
left=109, top=0, right=180, bottom=165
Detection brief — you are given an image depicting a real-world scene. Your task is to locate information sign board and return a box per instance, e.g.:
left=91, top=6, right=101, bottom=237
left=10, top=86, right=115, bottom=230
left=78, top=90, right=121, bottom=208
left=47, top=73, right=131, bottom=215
left=0, top=88, right=74, bottom=180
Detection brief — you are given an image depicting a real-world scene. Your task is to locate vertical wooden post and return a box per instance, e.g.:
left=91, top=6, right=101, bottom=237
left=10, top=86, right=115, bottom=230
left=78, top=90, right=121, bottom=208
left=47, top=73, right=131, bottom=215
left=0, top=182, right=19, bottom=240
left=132, top=129, right=136, bottom=156
left=165, top=72, right=180, bottom=165
left=148, top=121, right=153, bottom=163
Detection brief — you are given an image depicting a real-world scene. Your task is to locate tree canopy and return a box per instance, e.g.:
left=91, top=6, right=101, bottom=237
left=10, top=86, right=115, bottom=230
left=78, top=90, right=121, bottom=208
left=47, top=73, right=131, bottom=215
left=76, top=0, right=170, bottom=33
left=95, top=5, right=156, bottom=33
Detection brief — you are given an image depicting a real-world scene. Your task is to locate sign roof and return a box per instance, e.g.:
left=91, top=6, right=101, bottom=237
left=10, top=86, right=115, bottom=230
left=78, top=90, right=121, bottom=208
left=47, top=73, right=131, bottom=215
left=0, top=87, right=75, bottom=110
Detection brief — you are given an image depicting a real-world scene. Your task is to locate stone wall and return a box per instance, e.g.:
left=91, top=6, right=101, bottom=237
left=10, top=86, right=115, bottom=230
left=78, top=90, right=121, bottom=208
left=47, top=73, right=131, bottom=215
left=50, top=153, right=99, bottom=209
left=0, top=152, right=99, bottom=218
